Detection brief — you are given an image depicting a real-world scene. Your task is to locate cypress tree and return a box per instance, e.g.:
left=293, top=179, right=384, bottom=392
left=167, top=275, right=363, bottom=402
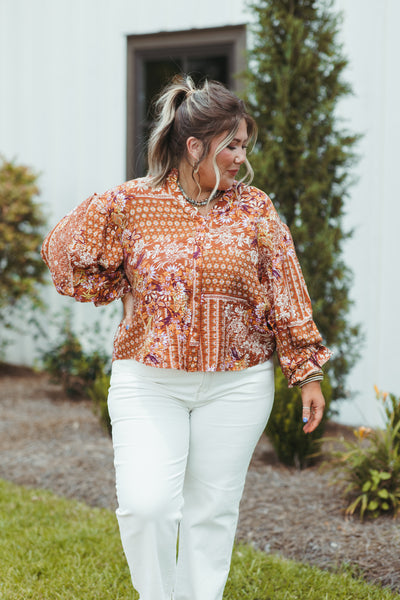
left=245, top=0, right=361, bottom=400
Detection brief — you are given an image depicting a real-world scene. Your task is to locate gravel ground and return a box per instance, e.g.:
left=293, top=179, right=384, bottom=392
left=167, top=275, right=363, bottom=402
left=1, top=368, right=399, bottom=593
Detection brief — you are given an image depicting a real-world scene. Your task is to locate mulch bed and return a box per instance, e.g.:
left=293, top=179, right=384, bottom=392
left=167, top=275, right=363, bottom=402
left=1, top=366, right=399, bottom=594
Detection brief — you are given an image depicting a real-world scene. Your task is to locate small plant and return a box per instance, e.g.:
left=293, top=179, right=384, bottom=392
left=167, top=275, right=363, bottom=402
left=325, top=389, right=400, bottom=520
left=376, top=385, right=400, bottom=445
left=41, top=321, right=109, bottom=398
left=39, top=309, right=112, bottom=432
left=265, top=366, right=332, bottom=469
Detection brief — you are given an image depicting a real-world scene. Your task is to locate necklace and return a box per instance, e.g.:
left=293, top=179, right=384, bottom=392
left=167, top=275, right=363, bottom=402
left=177, top=181, right=217, bottom=207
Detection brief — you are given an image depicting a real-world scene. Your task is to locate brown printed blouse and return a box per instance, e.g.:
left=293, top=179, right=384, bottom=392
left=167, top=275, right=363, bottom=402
left=41, top=169, right=331, bottom=385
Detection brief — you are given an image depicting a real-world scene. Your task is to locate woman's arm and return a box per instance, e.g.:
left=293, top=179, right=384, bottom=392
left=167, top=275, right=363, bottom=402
left=259, top=210, right=332, bottom=386
left=41, top=190, right=131, bottom=305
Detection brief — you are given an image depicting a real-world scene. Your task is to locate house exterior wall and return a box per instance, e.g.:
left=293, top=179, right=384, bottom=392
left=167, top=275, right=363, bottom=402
left=333, top=0, right=400, bottom=425
left=1, top=0, right=398, bottom=425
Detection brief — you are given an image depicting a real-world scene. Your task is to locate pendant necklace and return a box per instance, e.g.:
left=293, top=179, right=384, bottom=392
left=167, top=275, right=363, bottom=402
left=177, top=181, right=219, bottom=207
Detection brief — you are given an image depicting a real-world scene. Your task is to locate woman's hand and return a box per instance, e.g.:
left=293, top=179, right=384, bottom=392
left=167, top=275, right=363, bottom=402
left=122, top=292, right=134, bottom=330
left=301, top=380, right=325, bottom=434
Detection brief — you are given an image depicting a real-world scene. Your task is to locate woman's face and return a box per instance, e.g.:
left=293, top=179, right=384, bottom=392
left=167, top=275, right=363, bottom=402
left=196, top=118, right=248, bottom=192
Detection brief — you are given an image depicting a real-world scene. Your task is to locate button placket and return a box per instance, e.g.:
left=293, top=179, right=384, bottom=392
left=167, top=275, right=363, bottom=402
left=187, top=217, right=207, bottom=357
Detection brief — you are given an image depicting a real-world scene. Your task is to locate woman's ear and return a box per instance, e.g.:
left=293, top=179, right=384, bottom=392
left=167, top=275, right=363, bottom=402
left=186, top=137, right=203, bottom=164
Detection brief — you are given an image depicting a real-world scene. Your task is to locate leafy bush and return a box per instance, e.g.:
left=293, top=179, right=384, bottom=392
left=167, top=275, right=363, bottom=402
left=324, top=389, right=400, bottom=520
left=266, top=366, right=332, bottom=469
left=0, top=157, right=47, bottom=349
left=41, top=323, right=109, bottom=398
left=39, top=311, right=112, bottom=433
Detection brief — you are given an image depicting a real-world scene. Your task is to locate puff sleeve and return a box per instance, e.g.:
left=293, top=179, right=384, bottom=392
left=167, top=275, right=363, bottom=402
left=41, top=190, right=131, bottom=306
left=258, top=204, right=332, bottom=386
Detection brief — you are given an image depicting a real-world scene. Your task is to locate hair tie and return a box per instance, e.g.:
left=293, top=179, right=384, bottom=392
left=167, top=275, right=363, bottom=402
left=175, top=86, right=195, bottom=110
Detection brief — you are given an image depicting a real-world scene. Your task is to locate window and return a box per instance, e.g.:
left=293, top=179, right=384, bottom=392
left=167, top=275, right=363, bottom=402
left=126, top=25, right=247, bottom=179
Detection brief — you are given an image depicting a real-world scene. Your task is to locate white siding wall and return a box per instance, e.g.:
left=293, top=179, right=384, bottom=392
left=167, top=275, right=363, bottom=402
left=334, top=0, right=400, bottom=425
left=1, top=0, right=398, bottom=425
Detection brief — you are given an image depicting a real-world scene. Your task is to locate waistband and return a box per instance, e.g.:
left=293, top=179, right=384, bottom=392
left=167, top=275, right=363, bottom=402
left=111, top=358, right=273, bottom=379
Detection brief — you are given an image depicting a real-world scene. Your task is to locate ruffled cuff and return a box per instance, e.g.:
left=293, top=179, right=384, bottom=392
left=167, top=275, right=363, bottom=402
left=285, top=345, right=332, bottom=387
left=296, top=371, right=324, bottom=388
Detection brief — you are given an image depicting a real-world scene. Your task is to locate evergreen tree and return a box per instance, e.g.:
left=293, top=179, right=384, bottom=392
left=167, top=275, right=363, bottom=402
left=245, top=0, right=361, bottom=400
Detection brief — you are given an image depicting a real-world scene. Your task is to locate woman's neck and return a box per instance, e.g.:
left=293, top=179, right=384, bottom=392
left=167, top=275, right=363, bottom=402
left=177, top=161, right=211, bottom=203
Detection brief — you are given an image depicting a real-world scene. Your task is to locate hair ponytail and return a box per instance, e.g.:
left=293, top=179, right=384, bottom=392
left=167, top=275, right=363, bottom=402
left=146, top=77, right=193, bottom=187
left=147, top=75, right=257, bottom=188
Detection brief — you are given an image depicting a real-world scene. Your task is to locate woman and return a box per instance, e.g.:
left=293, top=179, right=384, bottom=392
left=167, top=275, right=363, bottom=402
left=42, top=76, right=331, bottom=600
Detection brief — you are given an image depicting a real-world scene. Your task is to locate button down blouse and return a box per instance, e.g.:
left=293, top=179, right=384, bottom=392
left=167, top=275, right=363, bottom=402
left=41, top=169, right=331, bottom=386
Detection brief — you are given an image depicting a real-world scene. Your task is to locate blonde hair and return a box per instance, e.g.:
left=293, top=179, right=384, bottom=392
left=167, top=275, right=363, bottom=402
left=147, top=75, right=257, bottom=190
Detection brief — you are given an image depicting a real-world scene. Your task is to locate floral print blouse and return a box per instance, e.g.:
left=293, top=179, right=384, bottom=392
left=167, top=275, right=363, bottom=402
left=41, top=169, right=331, bottom=386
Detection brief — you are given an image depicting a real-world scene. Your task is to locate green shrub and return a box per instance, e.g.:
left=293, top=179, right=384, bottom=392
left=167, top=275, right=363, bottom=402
left=266, top=366, right=332, bottom=469
left=39, top=310, right=112, bottom=432
left=324, top=389, right=400, bottom=520
left=0, top=157, right=47, bottom=351
left=40, top=321, right=109, bottom=398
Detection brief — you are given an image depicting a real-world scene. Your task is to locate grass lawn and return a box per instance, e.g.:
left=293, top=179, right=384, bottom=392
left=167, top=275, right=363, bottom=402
left=0, top=478, right=398, bottom=600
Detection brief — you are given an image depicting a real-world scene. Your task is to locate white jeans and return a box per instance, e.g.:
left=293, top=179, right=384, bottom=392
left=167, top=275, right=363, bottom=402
left=108, top=359, right=274, bottom=600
